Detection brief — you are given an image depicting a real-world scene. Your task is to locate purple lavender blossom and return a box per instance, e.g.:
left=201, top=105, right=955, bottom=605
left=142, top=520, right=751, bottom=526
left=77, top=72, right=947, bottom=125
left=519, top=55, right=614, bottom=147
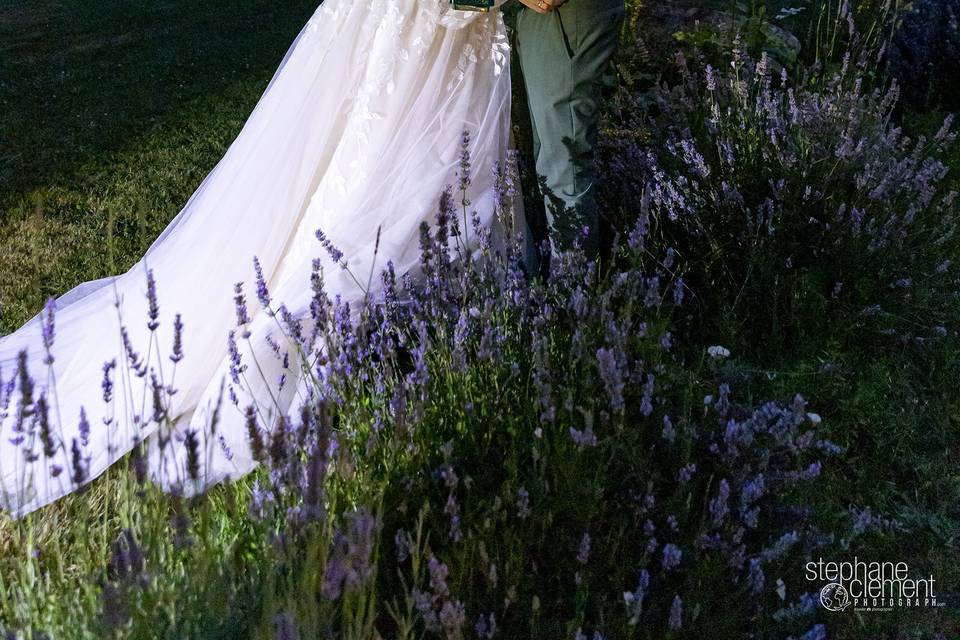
left=747, top=557, right=765, bottom=594
left=120, top=327, right=144, bottom=377
left=672, top=277, right=685, bottom=306
left=799, top=624, right=827, bottom=640
left=227, top=330, right=245, bottom=384
left=440, top=600, right=467, bottom=639
left=458, top=130, right=472, bottom=193
left=253, top=256, right=272, bottom=311
left=245, top=406, right=265, bottom=464
left=344, top=508, right=377, bottom=588
left=645, top=537, right=658, bottom=554
left=395, top=530, right=411, bottom=563
left=623, top=569, right=650, bottom=625
left=762, top=531, right=800, bottom=563
left=640, top=373, right=655, bottom=417
left=569, top=425, right=598, bottom=448
left=322, top=531, right=348, bottom=601
left=659, top=332, right=672, bottom=350
left=475, top=612, right=497, bottom=639
left=315, top=229, right=345, bottom=265
left=445, top=493, right=463, bottom=543
left=145, top=269, right=160, bottom=331
left=661, top=414, right=676, bottom=443
left=413, top=588, right=439, bottom=632
left=41, top=297, right=55, bottom=364
left=217, top=433, right=234, bottom=462
left=429, top=554, right=450, bottom=598
left=595, top=347, right=625, bottom=413
left=37, top=394, right=55, bottom=458
left=668, top=595, right=683, bottom=630
left=741, top=474, right=765, bottom=508
left=277, top=304, right=304, bottom=349
left=710, top=479, right=731, bottom=528
left=773, top=592, right=819, bottom=622
left=577, top=533, right=591, bottom=565
left=800, top=461, right=822, bottom=480
left=78, top=407, right=90, bottom=447
left=234, top=282, right=252, bottom=329
left=274, top=612, right=299, bottom=640
left=70, top=438, right=87, bottom=486
left=171, top=314, right=184, bottom=363
left=661, top=543, right=682, bottom=571
left=516, top=487, right=531, bottom=520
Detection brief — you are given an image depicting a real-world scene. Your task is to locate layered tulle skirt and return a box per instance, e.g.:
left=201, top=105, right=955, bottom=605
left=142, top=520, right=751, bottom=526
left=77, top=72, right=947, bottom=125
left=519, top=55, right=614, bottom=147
left=0, top=0, right=516, bottom=517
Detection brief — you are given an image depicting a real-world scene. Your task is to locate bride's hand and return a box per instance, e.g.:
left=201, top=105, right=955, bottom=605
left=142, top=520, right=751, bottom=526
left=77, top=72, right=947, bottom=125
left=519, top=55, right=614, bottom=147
left=518, top=0, right=566, bottom=13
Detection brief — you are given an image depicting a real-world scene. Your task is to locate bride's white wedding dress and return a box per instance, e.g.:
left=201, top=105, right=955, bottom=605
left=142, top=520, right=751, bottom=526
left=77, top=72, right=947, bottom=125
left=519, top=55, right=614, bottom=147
left=0, top=0, right=517, bottom=517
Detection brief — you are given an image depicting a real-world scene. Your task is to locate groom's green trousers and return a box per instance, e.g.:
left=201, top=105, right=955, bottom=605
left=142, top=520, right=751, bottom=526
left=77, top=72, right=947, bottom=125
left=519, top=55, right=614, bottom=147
left=515, top=0, right=625, bottom=265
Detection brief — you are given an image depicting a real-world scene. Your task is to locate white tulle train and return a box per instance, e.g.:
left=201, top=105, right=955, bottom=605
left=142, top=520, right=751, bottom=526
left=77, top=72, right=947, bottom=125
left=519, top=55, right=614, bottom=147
left=0, top=0, right=517, bottom=517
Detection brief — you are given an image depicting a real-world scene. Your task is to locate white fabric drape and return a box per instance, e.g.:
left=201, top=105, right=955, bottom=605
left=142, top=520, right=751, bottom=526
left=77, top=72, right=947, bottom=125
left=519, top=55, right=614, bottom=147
left=0, top=0, right=517, bottom=517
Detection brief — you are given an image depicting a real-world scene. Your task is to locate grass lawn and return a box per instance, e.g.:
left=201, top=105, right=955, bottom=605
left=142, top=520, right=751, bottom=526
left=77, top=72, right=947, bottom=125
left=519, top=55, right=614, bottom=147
left=0, top=0, right=320, bottom=332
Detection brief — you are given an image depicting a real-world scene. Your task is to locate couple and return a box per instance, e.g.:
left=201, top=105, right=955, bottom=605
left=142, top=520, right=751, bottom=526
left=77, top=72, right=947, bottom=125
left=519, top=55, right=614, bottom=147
left=0, top=0, right=625, bottom=517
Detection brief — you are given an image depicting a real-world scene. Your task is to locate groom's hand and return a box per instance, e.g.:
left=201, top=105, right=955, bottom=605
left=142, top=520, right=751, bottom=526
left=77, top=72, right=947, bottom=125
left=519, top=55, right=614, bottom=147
left=518, top=0, right=566, bottom=13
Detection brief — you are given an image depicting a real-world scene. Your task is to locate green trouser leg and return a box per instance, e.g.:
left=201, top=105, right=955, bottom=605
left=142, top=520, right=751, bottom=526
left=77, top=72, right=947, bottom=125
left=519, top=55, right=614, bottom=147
left=516, top=0, right=625, bottom=263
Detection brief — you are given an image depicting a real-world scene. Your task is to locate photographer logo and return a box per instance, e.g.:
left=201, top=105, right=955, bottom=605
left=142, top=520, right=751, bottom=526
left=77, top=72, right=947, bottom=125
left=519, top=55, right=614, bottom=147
left=819, top=583, right=851, bottom=612
left=806, top=557, right=943, bottom=613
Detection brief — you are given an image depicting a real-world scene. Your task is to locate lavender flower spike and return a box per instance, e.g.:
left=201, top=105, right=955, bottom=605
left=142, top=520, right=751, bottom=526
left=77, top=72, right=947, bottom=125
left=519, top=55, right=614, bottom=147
left=41, top=297, right=56, bottom=364
left=253, top=256, right=272, bottom=311
left=662, top=543, right=682, bottom=571
left=315, top=228, right=345, bottom=264
left=668, top=595, right=683, bottom=630
left=146, top=269, right=160, bottom=331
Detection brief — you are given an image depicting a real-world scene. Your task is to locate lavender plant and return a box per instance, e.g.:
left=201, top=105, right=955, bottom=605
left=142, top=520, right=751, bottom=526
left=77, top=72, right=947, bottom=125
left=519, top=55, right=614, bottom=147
left=601, top=41, right=958, bottom=361
left=598, top=13, right=960, bottom=636
left=0, top=135, right=847, bottom=638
